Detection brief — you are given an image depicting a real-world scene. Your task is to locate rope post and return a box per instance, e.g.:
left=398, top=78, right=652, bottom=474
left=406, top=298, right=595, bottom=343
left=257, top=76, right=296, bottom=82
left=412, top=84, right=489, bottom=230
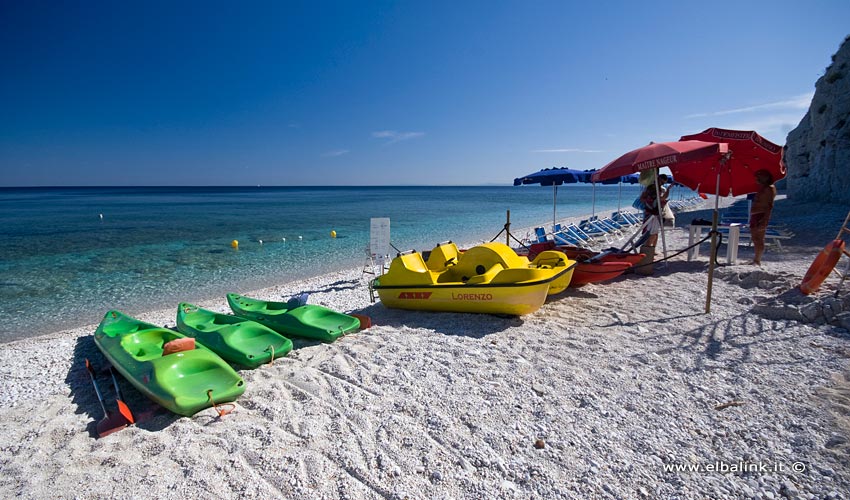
left=506, top=210, right=511, bottom=246
left=705, top=159, right=726, bottom=314
left=705, top=219, right=718, bottom=314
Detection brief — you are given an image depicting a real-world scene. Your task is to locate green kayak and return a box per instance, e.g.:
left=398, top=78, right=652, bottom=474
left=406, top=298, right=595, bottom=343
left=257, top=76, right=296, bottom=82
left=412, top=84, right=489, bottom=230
left=93, top=310, right=246, bottom=416
left=226, top=293, right=360, bottom=342
left=176, top=303, right=293, bottom=368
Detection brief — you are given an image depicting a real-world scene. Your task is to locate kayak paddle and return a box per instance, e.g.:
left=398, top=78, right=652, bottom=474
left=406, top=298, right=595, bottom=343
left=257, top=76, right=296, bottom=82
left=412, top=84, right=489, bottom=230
left=84, top=358, right=132, bottom=437
left=108, top=366, right=135, bottom=425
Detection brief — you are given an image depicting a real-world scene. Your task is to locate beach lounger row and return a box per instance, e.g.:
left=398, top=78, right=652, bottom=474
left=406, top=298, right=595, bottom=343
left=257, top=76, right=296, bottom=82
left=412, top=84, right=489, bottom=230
left=718, top=201, right=793, bottom=241
left=691, top=222, right=795, bottom=253
left=580, top=216, right=630, bottom=242
left=611, top=211, right=643, bottom=226
left=533, top=224, right=595, bottom=249
left=736, top=227, right=794, bottom=250
left=720, top=206, right=790, bottom=231
left=668, top=196, right=705, bottom=213
left=522, top=209, right=646, bottom=250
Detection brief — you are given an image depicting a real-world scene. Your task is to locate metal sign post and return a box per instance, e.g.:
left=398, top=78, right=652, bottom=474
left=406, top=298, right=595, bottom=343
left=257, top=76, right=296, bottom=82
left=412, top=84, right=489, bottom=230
left=369, top=218, right=391, bottom=273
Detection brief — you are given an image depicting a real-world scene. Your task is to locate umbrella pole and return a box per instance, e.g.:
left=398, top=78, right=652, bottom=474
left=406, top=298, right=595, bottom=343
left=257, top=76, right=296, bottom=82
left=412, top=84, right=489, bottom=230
left=617, top=181, right=622, bottom=214
left=704, top=169, right=722, bottom=313
left=552, top=185, right=557, bottom=228
left=655, top=169, right=668, bottom=260
left=592, top=183, right=596, bottom=216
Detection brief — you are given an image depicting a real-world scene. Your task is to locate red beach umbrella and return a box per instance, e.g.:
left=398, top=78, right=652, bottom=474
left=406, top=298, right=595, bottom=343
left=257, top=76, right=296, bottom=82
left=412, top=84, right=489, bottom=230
left=594, top=140, right=731, bottom=314
left=675, top=128, right=785, bottom=196
left=591, top=140, right=729, bottom=183
left=592, top=140, right=728, bottom=263
left=670, top=128, right=784, bottom=314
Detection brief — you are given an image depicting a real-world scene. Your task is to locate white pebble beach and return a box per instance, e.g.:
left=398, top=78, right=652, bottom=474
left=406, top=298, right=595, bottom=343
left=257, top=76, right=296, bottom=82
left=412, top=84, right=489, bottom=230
left=1, top=197, right=848, bottom=500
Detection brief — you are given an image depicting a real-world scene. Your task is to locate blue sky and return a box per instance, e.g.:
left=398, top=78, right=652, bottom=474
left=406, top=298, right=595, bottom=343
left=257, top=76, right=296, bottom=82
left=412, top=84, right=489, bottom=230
left=1, top=1, right=848, bottom=186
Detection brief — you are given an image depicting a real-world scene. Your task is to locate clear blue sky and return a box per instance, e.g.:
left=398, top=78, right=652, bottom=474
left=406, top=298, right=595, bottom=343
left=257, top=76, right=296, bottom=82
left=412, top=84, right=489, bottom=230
left=2, top=1, right=848, bottom=186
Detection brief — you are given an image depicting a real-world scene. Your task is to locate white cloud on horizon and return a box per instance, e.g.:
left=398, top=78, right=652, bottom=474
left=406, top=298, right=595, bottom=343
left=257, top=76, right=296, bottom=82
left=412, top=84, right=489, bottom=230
left=531, top=148, right=604, bottom=153
left=322, top=149, right=350, bottom=157
left=686, top=92, right=814, bottom=118
left=372, top=130, right=425, bottom=144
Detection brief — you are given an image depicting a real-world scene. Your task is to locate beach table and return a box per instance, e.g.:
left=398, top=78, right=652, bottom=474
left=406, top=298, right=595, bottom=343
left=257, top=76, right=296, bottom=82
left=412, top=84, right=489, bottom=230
left=688, top=223, right=741, bottom=265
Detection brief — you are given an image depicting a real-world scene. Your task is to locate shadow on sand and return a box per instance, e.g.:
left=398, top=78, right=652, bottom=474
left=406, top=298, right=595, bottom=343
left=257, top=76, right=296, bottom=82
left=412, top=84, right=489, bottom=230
left=69, top=335, right=182, bottom=438
left=351, top=302, right=519, bottom=339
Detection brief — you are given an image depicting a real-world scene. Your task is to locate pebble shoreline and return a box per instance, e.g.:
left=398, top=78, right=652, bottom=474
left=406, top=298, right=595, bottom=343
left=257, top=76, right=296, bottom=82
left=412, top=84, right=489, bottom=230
left=0, top=198, right=848, bottom=500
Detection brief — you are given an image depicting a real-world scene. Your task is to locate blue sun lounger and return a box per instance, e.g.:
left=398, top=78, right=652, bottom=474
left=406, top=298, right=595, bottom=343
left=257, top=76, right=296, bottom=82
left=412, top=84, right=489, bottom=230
left=579, top=218, right=617, bottom=243
left=553, top=223, right=597, bottom=248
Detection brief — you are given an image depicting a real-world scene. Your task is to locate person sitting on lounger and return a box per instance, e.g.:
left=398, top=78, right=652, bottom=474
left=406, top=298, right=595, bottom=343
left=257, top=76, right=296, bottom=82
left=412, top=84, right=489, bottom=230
left=749, top=169, right=776, bottom=265
left=640, top=174, right=673, bottom=245
left=640, top=175, right=672, bottom=217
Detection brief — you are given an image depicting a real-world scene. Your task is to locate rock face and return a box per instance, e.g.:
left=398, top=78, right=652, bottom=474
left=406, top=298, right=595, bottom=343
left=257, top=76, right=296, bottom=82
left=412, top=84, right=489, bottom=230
left=785, top=36, right=850, bottom=204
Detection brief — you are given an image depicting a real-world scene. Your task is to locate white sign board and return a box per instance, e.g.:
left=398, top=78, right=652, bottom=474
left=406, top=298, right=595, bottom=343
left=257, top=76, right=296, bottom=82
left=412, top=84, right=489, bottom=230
left=369, top=218, right=391, bottom=268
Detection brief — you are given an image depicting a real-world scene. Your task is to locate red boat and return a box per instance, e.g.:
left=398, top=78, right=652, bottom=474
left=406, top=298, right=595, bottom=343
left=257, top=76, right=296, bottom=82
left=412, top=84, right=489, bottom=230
left=568, top=260, right=632, bottom=287
left=518, top=242, right=644, bottom=287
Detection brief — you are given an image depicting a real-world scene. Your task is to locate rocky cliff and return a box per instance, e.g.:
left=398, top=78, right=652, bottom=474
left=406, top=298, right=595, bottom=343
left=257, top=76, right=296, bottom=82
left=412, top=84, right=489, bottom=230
left=785, top=36, right=850, bottom=204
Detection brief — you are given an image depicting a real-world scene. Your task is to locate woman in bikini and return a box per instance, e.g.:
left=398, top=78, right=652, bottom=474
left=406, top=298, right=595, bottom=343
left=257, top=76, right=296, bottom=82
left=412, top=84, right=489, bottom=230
left=749, top=169, right=776, bottom=265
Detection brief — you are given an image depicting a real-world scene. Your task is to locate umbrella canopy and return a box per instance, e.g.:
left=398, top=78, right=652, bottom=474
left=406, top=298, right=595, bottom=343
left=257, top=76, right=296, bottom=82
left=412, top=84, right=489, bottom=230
left=621, top=173, right=640, bottom=184
left=513, top=167, right=590, bottom=186
left=513, top=167, right=591, bottom=227
left=676, top=128, right=785, bottom=196
left=582, top=169, right=622, bottom=185
left=672, top=128, right=784, bottom=313
left=591, top=141, right=729, bottom=183
left=592, top=140, right=729, bottom=297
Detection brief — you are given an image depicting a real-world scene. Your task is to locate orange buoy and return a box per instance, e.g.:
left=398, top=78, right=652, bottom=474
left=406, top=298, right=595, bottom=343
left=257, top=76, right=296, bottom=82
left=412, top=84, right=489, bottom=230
left=800, top=239, right=846, bottom=295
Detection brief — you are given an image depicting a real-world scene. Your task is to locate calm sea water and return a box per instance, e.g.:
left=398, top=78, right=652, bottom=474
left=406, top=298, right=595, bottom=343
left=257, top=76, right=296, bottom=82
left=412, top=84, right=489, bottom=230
left=0, top=185, right=644, bottom=341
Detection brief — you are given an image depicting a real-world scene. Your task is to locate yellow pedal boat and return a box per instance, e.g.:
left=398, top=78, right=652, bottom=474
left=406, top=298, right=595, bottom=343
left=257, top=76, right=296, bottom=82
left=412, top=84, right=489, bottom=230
left=371, top=241, right=576, bottom=315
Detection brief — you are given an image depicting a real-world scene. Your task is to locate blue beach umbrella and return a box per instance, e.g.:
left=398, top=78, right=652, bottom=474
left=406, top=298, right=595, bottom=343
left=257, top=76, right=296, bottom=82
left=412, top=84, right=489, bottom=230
left=581, top=169, right=623, bottom=185
left=513, top=167, right=591, bottom=226
left=616, top=173, right=642, bottom=213
left=513, top=167, right=591, bottom=186
left=575, top=169, right=643, bottom=215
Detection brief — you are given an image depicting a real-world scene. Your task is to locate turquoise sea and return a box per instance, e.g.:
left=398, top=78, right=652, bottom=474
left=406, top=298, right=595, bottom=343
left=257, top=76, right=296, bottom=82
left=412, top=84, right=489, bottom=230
left=0, top=185, right=647, bottom=341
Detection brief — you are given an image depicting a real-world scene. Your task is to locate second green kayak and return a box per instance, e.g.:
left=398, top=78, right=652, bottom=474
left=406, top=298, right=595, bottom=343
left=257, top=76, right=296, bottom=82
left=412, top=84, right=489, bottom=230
left=176, top=303, right=293, bottom=368
left=227, top=293, right=360, bottom=342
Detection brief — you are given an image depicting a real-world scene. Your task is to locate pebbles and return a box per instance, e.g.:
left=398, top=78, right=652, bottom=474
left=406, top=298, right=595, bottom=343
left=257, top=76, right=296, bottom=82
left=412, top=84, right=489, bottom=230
left=0, top=200, right=849, bottom=499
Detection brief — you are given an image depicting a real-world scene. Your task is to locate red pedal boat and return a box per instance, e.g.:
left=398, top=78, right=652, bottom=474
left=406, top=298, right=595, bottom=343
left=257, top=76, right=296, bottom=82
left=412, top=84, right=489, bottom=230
left=518, top=242, right=644, bottom=287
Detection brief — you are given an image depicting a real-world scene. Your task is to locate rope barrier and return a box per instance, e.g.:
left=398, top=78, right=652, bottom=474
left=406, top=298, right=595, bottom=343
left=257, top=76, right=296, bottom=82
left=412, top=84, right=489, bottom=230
left=488, top=227, right=505, bottom=243
left=489, top=225, right=531, bottom=252
left=626, top=231, right=716, bottom=271
left=443, top=223, right=720, bottom=275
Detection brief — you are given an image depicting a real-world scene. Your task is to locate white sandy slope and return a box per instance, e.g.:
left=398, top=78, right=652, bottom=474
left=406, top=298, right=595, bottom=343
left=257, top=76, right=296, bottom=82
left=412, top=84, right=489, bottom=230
left=0, top=198, right=848, bottom=500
